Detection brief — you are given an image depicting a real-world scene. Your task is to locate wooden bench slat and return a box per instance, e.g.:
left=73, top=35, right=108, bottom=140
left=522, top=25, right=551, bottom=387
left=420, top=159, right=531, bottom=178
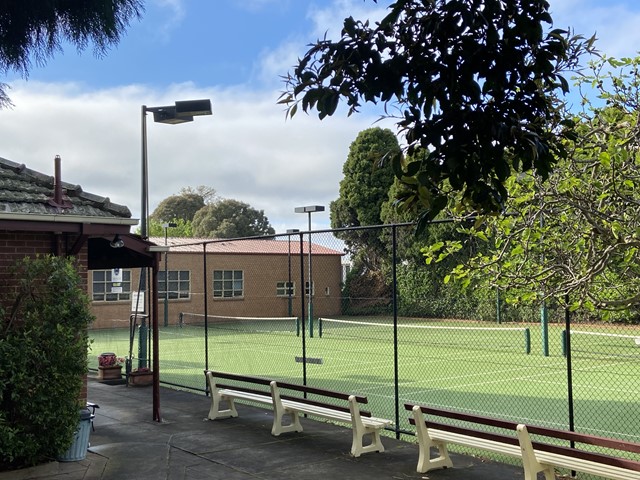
left=276, top=380, right=368, bottom=404
left=216, top=383, right=271, bottom=398
left=404, top=403, right=519, bottom=431
left=279, top=393, right=372, bottom=417
left=206, top=370, right=271, bottom=386
left=526, top=424, right=640, bottom=455
left=530, top=440, right=640, bottom=472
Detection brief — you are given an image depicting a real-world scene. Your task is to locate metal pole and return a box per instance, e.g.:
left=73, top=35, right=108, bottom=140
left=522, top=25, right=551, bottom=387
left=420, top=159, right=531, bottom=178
left=299, top=233, right=307, bottom=386
left=392, top=225, right=400, bottom=438
left=288, top=235, right=292, bottom=316
left=307, top=213, right=313, bottom=336
left=152, top=263, right=161, bottom=422
left=164, top=226, right=169, bottom=327
left=141, top=105, right=149, bottom=239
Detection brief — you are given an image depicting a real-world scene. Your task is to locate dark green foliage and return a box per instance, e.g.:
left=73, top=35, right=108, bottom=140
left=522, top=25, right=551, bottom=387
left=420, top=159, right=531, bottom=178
left=281, top=0, right=591, bottom=227
left=192, top=199, right=275, bottom=238
left=0, top=0, right=143, bottom=108
left=331, top=128, right=400, bottom=304
left=0, top=256, right=94, bottom=470
left=151, top=192, right=205, bottom=223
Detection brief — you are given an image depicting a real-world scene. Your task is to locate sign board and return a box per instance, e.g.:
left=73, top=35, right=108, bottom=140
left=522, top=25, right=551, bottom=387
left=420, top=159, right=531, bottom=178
left=131, top=292, right=145, bottom=313
left=111, top=268, right=123, bottom=293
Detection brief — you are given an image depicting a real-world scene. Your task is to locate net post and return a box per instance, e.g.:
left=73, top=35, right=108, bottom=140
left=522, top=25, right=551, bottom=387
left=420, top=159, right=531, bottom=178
left=296, top=317, right=300, bottom=337
left=561, top=329, right=567, bottom=357
left=318, top=317, right=323, bottom=338
left=309, top=316, right=314, bottom=338
left=524, top=328, right=531, bottom=354
left=178, top=311, right=183, bottom=328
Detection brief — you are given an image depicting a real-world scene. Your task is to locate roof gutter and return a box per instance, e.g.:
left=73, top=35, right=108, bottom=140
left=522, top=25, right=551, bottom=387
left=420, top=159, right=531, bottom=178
left=0, top=213, right=138, bottom=226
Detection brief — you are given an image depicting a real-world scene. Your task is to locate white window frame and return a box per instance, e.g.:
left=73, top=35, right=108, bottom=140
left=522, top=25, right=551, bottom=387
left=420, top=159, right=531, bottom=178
left=92, top=269, right=132, bottom=302
left=276, top=281, right=295, bottom=297
left=158, top=270, right=191, bottom=299
left=213, top=270, right=244, bottom=298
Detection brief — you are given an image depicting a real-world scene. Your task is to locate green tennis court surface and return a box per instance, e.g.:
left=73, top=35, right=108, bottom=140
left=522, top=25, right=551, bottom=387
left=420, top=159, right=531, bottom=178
left=89, top=316, right=640, bottom=443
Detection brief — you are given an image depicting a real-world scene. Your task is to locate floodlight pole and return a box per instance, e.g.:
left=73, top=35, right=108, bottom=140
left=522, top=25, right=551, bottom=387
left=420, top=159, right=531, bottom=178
left=294, top=206, right=325, bottom=335
left=286, top=229, right=300, bottom=317
left=140, top=99, right=212, bottom=422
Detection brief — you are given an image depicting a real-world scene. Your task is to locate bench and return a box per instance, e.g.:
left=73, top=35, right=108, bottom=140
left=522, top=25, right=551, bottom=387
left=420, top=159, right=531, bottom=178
left=405, top=403, right=640, bottom=480
left=205, top=370, right=392, bottom=457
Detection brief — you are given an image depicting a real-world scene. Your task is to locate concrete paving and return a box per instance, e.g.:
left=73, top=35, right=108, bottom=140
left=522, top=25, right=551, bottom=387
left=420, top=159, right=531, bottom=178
left=0, top=375, right=527, bottom=479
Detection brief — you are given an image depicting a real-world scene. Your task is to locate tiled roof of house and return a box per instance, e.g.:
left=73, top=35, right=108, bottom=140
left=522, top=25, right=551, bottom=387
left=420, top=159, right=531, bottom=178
left=0, top=156, right=132, bottom=218
left=149, top=236, right=344, bottom=256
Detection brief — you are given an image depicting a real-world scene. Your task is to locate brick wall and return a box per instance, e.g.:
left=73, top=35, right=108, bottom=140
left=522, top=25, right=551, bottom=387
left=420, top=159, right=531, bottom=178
left=90, top=251, right=343, bottom=329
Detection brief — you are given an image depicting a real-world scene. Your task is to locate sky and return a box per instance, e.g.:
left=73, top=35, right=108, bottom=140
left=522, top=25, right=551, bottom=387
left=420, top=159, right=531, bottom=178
left=1, top=0, right=640, bottom=234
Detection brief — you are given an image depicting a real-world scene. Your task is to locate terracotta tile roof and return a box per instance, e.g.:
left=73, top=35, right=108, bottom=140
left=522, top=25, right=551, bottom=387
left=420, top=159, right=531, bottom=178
left=148, top=236, right=344, bottom=256
left=0, top=157, right=132, bottom=219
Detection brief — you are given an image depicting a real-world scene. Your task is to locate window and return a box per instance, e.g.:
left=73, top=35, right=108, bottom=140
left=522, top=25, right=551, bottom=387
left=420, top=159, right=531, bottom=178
left=276, top=281, right=295, bottom=297
left=158, top=270, right=190, bottom=299
left=213, top=270, right=243, bottom=298
left=92, top=269, right=131, bottom=302
left=305, top=281, right=315, bottom=296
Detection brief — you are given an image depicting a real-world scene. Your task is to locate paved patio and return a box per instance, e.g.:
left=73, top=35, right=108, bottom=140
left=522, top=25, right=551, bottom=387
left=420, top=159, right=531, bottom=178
left=0, top=375, right=526, bottom=479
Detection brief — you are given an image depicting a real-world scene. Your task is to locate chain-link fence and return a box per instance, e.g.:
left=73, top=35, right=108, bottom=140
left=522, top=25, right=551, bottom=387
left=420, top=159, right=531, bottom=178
left=88, top=223, right=639, bottom=478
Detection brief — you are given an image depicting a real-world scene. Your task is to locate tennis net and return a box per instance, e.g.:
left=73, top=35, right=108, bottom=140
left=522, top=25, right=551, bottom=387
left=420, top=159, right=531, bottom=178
left=318, top=317, right=531, bottom=353
left=178, top=312, right=300, bottom=335
left=564, top=330, right=640, bottom=359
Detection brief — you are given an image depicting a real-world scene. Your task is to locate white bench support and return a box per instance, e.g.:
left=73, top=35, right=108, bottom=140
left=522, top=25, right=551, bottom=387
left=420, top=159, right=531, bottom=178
left=205, top=371, right=272, bottom=420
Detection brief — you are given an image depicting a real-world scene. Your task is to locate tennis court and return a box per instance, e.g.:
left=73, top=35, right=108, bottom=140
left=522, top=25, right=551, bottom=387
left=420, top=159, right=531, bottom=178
left=89, top=314, right=640, bottom=445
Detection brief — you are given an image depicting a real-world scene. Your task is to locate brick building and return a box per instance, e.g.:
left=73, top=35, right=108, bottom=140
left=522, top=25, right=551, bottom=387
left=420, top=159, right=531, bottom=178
left=90, top=237, right=345, bottom=329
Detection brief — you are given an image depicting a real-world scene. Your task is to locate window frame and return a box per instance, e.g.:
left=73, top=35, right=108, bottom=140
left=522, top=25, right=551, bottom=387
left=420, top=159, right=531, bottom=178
left=91, top=269, right=132, bottom=302
left=213, top=269, right=244, bottom=299
left=276, top=281, right=295, bottom=297
left=157, top=270, right=191, bottom=300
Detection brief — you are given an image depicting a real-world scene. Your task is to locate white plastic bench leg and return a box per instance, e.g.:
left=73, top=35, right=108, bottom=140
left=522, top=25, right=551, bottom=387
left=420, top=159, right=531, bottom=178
left=205, top=372, right=238, bottom=420
left=351, top=423, right=386, bottom=457
left=412, top=405, right=453, bottom=472
left=517, top=424, right=555, bottom=480
left=207, top=391, right=238, bottom=420
left=270, top=381, right=303, bottom=436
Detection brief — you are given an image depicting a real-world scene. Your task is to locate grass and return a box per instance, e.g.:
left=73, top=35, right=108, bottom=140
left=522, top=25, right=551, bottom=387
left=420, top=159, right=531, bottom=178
left=88, top=317, right=640, bottom=444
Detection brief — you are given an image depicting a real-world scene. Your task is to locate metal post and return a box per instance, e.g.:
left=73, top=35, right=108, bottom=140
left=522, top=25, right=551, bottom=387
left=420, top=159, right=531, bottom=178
left=307, top=213, right=313, bottom=337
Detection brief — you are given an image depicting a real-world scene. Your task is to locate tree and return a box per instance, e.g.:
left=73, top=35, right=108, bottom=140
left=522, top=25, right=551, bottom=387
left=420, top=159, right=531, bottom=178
left=151, top=192, right=206, bottom=223
left=331, top=127, right=400, bottom=267
left=280, top=0, right=591, bottom=229
left=192, top=199, right=275, bottom=238
left=0, top=0, right=143, bottom=108
left=428, top=55, right=640, bottom=320
left=147, top=218, right=193, bottom=238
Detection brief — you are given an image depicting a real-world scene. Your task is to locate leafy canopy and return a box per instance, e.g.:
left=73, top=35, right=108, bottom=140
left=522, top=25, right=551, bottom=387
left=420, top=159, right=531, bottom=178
left=0, top=0, right=143, bottom=108
left=426, top=55, right=640, bottom=319
left=192, top=198, right=275, bottom=238
left=280, top=0, right=591, bottom=230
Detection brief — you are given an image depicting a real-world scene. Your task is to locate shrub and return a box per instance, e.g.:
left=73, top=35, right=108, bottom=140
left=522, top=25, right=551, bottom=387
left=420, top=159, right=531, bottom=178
left=0, top=255, right=94, bottom=470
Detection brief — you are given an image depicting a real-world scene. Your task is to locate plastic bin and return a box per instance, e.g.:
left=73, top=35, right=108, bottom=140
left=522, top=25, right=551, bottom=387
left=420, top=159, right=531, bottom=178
left=57, top=408, right=93, bottom=462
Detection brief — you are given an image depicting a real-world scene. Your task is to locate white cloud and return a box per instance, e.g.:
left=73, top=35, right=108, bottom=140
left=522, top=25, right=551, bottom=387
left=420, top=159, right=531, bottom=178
left=1, top=80, right=382, bottom=233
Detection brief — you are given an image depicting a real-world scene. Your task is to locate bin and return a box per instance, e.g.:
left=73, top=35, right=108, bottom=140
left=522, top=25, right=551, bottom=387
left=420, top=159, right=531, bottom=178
left=57, top=408, right=93, bottom=462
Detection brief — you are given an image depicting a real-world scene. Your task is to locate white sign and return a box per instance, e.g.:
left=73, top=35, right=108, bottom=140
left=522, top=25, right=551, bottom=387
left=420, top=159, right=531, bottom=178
left=111, top=268, right=123, bottom=293
left=131, top=292, right=145, bottom=313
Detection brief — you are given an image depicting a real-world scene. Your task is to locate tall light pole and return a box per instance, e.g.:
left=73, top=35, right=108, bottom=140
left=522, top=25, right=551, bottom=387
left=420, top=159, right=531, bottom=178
left=294, top=206, right=325, bottom=335
left=163, top=222, right=177, bottom=327
left=286, top=229, right=300, bottom=317
left=140, top=99, right=211, bottom=422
